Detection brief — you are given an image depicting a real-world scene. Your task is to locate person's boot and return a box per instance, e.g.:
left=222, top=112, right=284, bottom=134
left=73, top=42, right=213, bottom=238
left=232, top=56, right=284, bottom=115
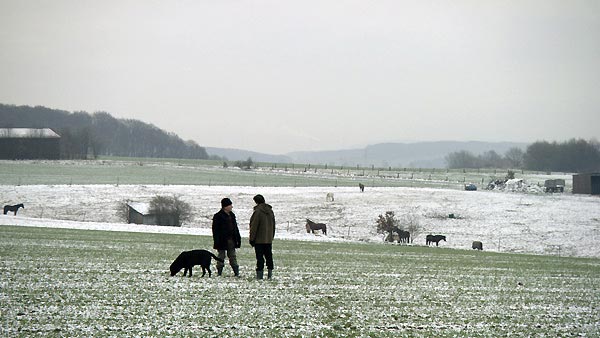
left=217, top=266, right=223, bottom=276
left=267, top=269, right=273, bottom=280
left=232, top=265, right=239, bottom=277
left=256, top=270, right=263, bottom=280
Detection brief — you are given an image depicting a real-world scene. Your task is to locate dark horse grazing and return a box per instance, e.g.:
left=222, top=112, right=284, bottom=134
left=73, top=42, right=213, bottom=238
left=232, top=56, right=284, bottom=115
left=398, top=230, right=410, bottom=244
left=472, top=241, right=483, bottom=250
left=306, top=219, right=327, bottom=235
left=391, top=226, right=410, bottom=243
left=359, top=183, right=365, bottom=192
left=426, top=234, right=446, bottom=246
left=3, top=203, right=24, bottom=215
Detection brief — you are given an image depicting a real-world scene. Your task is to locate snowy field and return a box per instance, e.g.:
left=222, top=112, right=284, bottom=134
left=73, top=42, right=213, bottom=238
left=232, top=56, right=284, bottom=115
left=2, top=182, right=600, bottom=336
left=1, top=184, right=599, bottom=258
left=1, top=226, right=599, bottom=337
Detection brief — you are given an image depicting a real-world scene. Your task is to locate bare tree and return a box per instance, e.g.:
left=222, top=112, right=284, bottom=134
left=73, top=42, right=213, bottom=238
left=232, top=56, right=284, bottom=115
left=400, top=206, right=422, bottom=244
left=504, top=147, right=524, bottom=168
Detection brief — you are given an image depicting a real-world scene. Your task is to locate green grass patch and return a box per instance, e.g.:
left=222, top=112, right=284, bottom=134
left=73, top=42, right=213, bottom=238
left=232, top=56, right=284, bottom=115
left=1, top=226, right=598, bottom=337
left=0, top=158, right=557, bottom=189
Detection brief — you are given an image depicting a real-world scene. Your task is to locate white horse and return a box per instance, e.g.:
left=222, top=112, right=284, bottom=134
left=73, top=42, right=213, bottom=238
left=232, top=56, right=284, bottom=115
left=325, top=192, right=334, bottom=202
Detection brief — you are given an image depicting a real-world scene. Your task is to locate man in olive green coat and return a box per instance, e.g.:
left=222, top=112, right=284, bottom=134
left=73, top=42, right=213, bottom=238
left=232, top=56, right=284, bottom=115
left=249, top=194, right=276, bottom=280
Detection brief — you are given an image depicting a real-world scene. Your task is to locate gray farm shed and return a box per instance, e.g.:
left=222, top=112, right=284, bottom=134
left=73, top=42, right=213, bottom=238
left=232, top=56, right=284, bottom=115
left=572, top=173, right=600, bottom=195
left=0, top=128, right=60, bottom=160
left=126, top=202, right=179, bottom=226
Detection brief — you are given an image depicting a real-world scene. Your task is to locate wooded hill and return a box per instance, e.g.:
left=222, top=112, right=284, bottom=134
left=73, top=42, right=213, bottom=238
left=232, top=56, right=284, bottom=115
left=0, top=104, right=208, bottom=159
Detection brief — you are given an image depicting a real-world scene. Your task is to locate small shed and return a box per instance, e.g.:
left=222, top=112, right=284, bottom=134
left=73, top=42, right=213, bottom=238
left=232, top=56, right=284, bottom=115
left=126, top=202, right=179, bottom=226
left=0, top=128, right=61, bottom=160
left=572, top=173, right=600, bottom=195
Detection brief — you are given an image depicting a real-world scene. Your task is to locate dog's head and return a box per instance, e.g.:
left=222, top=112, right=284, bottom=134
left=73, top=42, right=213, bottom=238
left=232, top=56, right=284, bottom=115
left=170, top=261, right=181, bottom=276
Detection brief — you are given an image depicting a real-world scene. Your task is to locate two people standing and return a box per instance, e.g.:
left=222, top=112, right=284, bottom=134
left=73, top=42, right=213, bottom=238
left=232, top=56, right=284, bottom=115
left=212, top=194, right=276, bottom=280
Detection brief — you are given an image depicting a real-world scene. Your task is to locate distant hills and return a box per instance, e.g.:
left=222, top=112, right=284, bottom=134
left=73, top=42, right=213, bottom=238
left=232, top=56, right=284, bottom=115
left=205, top=147, right=293, bottom=163
left=209, top=141, right=528, bottom=168
left=0, top=104, right=208, bottom=159
left=1, top=103, right=527, bottom=167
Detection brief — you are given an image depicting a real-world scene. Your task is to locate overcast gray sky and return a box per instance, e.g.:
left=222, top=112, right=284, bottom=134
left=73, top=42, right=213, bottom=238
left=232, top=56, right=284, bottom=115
left=1, top=1, right=598, bottom=154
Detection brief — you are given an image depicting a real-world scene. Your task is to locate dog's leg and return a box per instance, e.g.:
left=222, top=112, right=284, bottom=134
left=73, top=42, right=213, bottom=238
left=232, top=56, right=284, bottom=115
left=183, top=267, right=188, bottom=276
left=207, top=266, right=211, bottom=277
left=188, top=267, right=193, bottom=277
left=201, top=267, right=206, bottom=277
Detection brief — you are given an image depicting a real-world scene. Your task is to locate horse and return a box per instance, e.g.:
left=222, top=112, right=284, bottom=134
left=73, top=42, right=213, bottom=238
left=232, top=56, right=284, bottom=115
left=325, top=192, right=334, bottom=202
left=398, top=230, right=410, bottom=244
left=306, top=219, right=327, bottom=235
left=426, top=234, right=446, bottom=246
left=391, top=226, right=410, bottom=244
left=359, top=183, right=365, bottom=192
left=3, top=203, right=24, bottom=215
left=472, top=241, right=483, bottom=250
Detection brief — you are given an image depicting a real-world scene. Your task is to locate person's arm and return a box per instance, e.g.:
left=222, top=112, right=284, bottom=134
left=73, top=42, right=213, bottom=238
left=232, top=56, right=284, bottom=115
left=249, top=212, right=257, bottom=246
left=271, top=212, right=276, bottom=239
left=212, top=214, right=220, bottom=246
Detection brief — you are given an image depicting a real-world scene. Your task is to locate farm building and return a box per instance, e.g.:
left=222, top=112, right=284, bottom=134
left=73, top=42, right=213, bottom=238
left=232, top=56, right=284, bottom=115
left=572, top=173, right=600, bottom=195
left=0, top=128, right=60, bottom=160
left=126, top=202, right=179, bottom=226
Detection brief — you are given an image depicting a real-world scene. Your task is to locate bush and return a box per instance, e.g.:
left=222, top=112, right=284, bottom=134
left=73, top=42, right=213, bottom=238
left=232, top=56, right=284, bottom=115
left=376, top=211, right=400, bottom=242
left=149, top=195, right=193, bottom=226
left=115, top=200, right=130, bottom=223
left=234, top=157, right=254, bottom=170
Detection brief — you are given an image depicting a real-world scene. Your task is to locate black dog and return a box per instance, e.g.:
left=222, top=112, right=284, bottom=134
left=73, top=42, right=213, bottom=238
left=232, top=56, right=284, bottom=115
left=170, top=250, right=224, bottom=277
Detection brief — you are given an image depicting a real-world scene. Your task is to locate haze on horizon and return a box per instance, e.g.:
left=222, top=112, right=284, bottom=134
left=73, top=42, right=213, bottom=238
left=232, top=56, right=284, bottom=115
left=1, top=1, right=598, bottom=155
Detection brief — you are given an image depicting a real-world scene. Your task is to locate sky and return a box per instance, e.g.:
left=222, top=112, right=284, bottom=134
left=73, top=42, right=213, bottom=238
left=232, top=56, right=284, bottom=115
left=1, top=1, right=599, bottom=154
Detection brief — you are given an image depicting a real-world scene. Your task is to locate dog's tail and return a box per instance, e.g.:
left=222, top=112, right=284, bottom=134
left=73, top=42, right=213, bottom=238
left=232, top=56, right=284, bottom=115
left=211, top=253, right=224, bottom=263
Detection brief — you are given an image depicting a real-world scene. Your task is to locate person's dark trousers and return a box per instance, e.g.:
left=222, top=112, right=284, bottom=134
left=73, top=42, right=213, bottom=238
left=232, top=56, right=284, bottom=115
left=254, top=243, right=273, bottom=271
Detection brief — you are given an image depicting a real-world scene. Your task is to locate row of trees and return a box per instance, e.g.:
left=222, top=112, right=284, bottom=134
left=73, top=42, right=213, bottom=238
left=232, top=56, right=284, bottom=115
left=0, top=104, right=209, bottom=160
left=446, top=148, right=524, bottom=169
left=446, top=139, right=600, bottom=172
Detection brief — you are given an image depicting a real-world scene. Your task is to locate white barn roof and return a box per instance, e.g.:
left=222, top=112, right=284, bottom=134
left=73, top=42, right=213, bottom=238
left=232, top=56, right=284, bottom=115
left=127, top=202, right=151, bottom=215
left=0, top=128, right=60, bottom=138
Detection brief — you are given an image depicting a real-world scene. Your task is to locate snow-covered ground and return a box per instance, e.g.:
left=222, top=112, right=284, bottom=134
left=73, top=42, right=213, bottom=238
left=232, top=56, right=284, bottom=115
left=1, top=184, right=599, bottom=258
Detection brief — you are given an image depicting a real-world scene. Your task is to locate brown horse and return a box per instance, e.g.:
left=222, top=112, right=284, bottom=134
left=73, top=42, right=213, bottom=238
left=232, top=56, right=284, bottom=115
left=306, top=219, right=327, bottom=235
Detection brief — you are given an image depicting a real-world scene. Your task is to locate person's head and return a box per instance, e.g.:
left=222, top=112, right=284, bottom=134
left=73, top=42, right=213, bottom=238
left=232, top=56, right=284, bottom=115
left=253, top=194, right=265, bottom=205
left=221, top=198, right=233, bottom=212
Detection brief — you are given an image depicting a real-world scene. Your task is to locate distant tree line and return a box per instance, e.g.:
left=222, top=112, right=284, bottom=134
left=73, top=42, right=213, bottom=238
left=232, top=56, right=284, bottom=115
left=446, top=139, right=600, bottom=172
left=0, top=104, right=209, bottom=160
left=523, top=139, right=600, bottom=172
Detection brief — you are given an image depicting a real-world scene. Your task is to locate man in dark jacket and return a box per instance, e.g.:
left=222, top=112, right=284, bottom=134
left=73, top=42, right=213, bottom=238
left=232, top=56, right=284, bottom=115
left=212, top=198, right=241, bottom=277
left=249, top=194, right=275, bottom=280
